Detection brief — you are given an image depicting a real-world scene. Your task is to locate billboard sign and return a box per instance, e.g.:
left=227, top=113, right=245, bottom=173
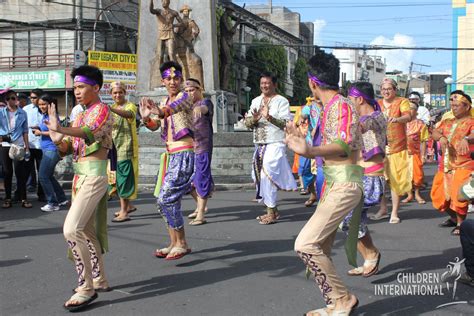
left=88, top=51, right=137, bottom=104
left=0, top=70, right=66, bottom=90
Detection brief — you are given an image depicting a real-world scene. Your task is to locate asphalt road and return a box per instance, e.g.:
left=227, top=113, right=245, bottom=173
left=1, top=164, right=473, bottom=316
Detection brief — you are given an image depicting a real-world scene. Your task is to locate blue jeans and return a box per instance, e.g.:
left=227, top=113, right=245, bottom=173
left=39, top=150, right=66, bottom=205
left=461, top=219, right=474, bottom=278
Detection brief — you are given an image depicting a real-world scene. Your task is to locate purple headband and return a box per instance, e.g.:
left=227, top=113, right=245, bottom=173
left=161, top=67, right=182, bottom=79
left=307, top=72, right=337, bottom=89
left=348, top=87, right=380, bottom=111
left=74, top=75, right=98, bottom=86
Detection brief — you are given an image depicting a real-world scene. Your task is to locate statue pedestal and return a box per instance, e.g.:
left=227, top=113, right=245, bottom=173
left=210, top=90, right=238, bottom=132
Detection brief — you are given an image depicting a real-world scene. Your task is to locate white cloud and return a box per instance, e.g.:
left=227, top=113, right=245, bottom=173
left=370, top=34, right=416, bottom=72
left=313, top=19, right=326, bottom=46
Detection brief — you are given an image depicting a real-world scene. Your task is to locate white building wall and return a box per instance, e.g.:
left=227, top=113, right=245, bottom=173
left=333, top=49, right=386, bottom=94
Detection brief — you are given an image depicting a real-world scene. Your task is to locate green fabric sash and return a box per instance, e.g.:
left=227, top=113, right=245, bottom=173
left=154, top=152, right=169, bottom=197
left=68, top=160, right=108, bottom=260
left=323, top=164, right=364, bottom=267
left=73, top=160, right=107, bottom=176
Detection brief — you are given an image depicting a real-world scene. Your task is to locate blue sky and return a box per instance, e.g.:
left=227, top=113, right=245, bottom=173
left=232, top=0, right=453, bottom=73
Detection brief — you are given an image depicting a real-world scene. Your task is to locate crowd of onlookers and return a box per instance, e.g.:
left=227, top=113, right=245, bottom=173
left=0, top=88, right=68, bottom=211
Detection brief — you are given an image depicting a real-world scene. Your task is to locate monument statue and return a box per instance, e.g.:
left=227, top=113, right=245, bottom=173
left=219, top=6, right=241, bottom=90
left=149, top=0, right=182, bottom=89
left=175, top=4, right=204, bottom=88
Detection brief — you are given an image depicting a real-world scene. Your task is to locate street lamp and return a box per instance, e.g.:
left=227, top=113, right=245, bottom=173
left=243, top=86, right=251, bottom=112
left=444, top=77, right=454, bottom=108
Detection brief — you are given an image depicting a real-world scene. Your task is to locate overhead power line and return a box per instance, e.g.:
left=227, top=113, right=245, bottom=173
left=235, top=42, right=474, bottom=51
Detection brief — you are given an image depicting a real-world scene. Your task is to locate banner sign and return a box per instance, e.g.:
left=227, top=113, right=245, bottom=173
left=88, top=51, right=137, bottom=103
left=88, top=51, right=137, bottom=71
left=0, top=70, right=65, bottom=90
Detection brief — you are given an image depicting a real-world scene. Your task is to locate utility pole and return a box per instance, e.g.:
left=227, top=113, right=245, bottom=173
left=406, top=61, right=431, bottom=97
left=79, top=0, right=83, bottom=51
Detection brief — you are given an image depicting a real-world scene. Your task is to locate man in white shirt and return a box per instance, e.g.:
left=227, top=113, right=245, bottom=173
left=244, top=72, right=297, bottom=224
left=22, top=88, right=45, bottom=201
left=409, top=92, right=431, bottom=125
left=69, top=103, right=84, bottom=124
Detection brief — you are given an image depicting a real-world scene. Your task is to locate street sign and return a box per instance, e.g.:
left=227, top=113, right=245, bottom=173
left=74, top=50, right=87, bottom=67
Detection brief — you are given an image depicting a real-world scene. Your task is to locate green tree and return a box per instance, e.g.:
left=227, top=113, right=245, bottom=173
left=246, top=38, right=287, bottom=99
left=291, top=57, right=311, bottom=105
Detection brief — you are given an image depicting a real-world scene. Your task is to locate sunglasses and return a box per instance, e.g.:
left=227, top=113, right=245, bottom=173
left=6, top=96, right=17, bottom=101
left=30, top=96, right=38, bottom=99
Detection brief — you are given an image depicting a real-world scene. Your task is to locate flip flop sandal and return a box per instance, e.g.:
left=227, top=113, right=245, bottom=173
left=363, top=253, right=381, bottom=277
left=258, top=215, right=278, bottom=225
left=165, top=247, right=191, bottom=260
left=369, top=213, right=389, bottom=221
left=155, top=246, right=172, bottom=258
left=439, top=218, right=457, bottom=227
left=64, top=292, right=98, bottom=312
left=347, top=266, right=364, bottom=276
left=114, top=208, right=137, bottom=217
left=305, top=297, right=359, bottom=316
left=416, top=199, right=426, bottom=204
left=304, top=199, right=317, bottom=207
left=389, top=217, right=401, bottom=224
left=189, top=219, right=207, bottom=226
left=451, top=226, right=461, bottom=236
left=256, top=211, right=280, bottom=221
left=111, top=216, right=131, bottom=223
left=72, top=287, right=112, bottom=294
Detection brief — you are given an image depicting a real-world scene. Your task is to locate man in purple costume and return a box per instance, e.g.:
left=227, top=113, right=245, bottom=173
left=185, top=78, right=214, bottom=225
left=140, top=61, right=194, bottom=260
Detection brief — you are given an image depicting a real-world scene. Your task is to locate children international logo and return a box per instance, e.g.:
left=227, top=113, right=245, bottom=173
left=373, top=256, right=470, bottom=310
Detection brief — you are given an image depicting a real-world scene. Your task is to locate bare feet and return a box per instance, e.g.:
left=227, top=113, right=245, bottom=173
left=401, top=194, right=414, bottom=203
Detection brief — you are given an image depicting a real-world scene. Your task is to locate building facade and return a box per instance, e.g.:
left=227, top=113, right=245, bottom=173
left=0, top=0, right=138, bottom=113
left=332, top=49, right=386, bottom=95
left=452, top=0, right=474, bottom=98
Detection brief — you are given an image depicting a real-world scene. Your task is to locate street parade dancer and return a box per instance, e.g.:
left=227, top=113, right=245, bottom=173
left=402, top=102, right=429, bottom=204
left=139, top=61, right=194, bottom=259
left=244, top=71, right=297, bottom=225
left=431, top=90, right=474, bottom=236
left=342, top=82, right=386, bottom=278
left=299, top=97, right=325, bottom=207
left=371, top=78, right=412, bottom=224
left=184, top=78, right=214, bottom=226
left=46, top=65, right=114, bottom=311
left=286, top=48, right=362, bottom=316
left=108, top=81, right=139, bottom=222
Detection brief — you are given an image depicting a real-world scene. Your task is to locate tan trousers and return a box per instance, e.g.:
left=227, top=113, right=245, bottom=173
left=295, top=182, right=362, bottom=305
left=63, top=175, right=108, bottom=294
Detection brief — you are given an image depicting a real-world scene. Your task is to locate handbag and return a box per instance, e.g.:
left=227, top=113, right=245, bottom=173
left=8, top=143, right=25, bottom=161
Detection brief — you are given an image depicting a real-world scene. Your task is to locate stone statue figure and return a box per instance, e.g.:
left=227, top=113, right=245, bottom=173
left=149, top=0, right=182, bottom=89
left=175, top=5, right=204, bottom=88
left=219, top=7, right=241, bottom=90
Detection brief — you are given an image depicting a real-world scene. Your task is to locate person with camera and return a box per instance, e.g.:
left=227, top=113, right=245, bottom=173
left=0, top=90, right=32, bottom=208
left=32, top=94, right=69, bottom=212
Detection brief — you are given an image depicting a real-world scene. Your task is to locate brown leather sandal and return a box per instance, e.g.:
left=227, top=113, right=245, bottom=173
left=2, top=199, right=12, bottom=208
left=21, top=200, right=32, bottom=208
